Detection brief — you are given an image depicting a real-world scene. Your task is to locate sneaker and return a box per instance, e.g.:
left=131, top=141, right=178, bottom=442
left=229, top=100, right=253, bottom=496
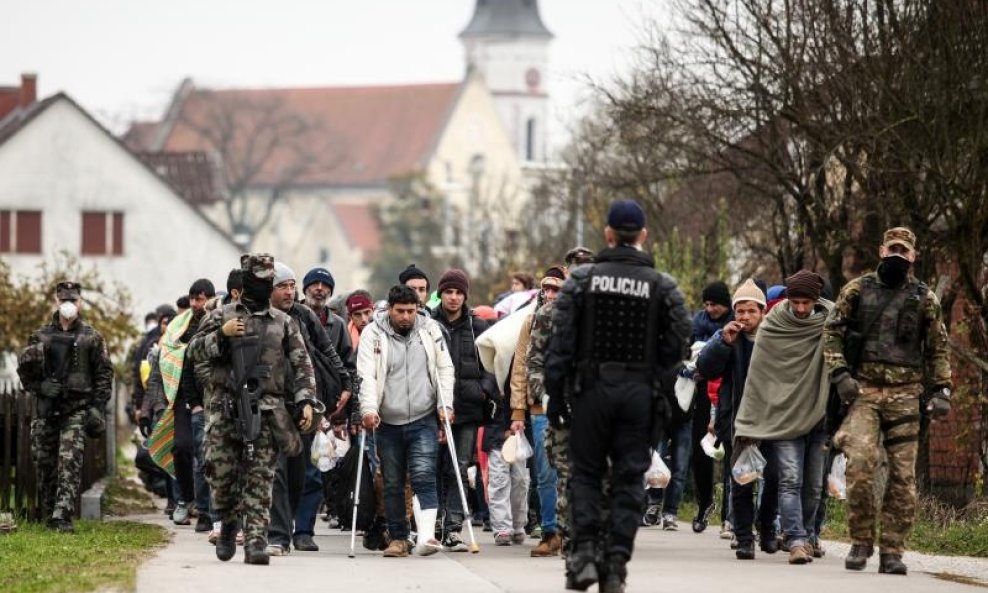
left=736, top=541, right=755, bottom=560
left=172, top=502, right=191, bottom=525
left=383, top=538, right=413, bottom=557
left=329, top=516, right=340, bottom=529
left=512, top=531, right=527, bottom=545
left=195, top=515, right=212, bottom=533
left=730, top=535, right=738, bottom=550
left=494, top=531, right=513, bottom=546
left=0, top=512, right=18, bottom=533
left=529, top=524, right=543, bottom=539
left=661, top=514, right=679, bottom=531
left=719, top=521, right=734, bottom=540
left=530, top=532, right=562, bottom=557
left=293, top=534, right=319, bottom=552
left=789, top=543, right=812, bottom=565
left=265, top=543, right=289, bottom=556
left=642, top=504, right=661, bottom=527
left=442, top=531, right=469, bottom=552
left=236, top=530, right=245, bottom=546
left=811, top=540, right=826, bottom=558
left=483, top=520, right=493, bottom=532
left=692, top=502, right=715, bottom=533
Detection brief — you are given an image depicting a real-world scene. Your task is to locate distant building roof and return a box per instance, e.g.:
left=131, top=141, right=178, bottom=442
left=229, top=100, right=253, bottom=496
left=332, top=202, right=381, bottom=257
left=136, top=151, right=224, bottom=205
left=460, top=0, right=553, bottom=39
left=138, top=82, right=463, bottom=188
left=122, top=121, right=159, bottom=151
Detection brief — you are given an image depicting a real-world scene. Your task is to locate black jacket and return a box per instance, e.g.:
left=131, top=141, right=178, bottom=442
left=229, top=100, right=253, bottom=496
left=696, top=329, right=756, bottom=445
left=432, top=307, right=497, bottom=425
left=288, top=303, right=351, bottom=413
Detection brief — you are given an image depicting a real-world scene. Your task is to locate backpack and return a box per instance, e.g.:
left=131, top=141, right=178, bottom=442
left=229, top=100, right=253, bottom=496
left=334, top=441, right=376, bottom=531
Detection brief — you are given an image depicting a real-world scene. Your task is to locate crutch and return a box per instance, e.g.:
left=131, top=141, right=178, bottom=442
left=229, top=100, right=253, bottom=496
left=348, top=428, right=368, bottom=558
left=436, top=390, right=480, bottom=553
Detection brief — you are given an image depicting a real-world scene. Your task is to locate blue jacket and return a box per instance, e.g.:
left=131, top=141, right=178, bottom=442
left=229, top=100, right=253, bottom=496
left=696, top=329, right=756, bottom=444
left=691, top=309, right=734, bottom=344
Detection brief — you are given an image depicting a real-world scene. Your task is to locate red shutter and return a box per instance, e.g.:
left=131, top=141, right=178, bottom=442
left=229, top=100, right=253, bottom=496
left=0, top=210, right=10, bottom=253
left=112, top=212, right=124, bottom=255
left=81, top=212, right=106, bottom=255
left=15, top=210, right=41, bottom=254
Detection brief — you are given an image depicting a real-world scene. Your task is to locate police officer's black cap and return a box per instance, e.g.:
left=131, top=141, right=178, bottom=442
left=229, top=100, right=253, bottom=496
left=56, top=281, right=81, bottom=301
left=606, top=200, right=646, bottom=231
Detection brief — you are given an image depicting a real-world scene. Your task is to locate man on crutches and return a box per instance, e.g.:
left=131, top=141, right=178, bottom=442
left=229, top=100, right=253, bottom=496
left=357, top=285, right=458, bottom=558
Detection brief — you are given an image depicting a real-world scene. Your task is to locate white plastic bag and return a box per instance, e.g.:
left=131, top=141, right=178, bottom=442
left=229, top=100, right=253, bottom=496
left=515, top=432, right=534, bottom=463
left=502, top=432, right=533, bottom=464
left=674, top=376, right=695, bottom=413
left=827, top=453, right=847, bottom=500
left=311, top=429, right=336, bottom=472
left=644, top=450, right=671, bottom=488
left=731, top=444, right=766, bottom=485
left=700, top=432, right=725, bottom=461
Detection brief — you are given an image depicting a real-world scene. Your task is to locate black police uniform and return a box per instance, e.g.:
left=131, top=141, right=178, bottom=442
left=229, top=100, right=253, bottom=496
left=545, top=245, right=690, bottom=575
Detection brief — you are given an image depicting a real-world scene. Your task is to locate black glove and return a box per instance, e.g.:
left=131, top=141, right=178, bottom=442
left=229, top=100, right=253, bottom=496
left=83, top=407, right=106, bottom=438
left=546, top=395, right=571, bottom=431
left=831, top=370, right=860, bottom=405
left=139, top=416, right=152, bottom=438
left=924, top=386, right=951, bottom=419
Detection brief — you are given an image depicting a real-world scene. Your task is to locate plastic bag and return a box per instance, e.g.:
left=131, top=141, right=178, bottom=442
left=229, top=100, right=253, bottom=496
left=700, top=432, right=725, bottom=461
left=827, top=453, right=847, bottom=500
left=311, top=429, right=336, bottom=472
left=731, top=444, right=766, bottom=485
left=674, top=376, right=695, bottom=413
left=502, top=432, right=533, bottom=464
left=644, top=450, right=671, bottom=488
left=515, top=432, right=534, bottom=463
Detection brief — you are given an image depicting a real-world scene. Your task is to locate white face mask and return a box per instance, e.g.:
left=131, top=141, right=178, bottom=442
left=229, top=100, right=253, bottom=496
left=59, top=301, right=79, bottom=320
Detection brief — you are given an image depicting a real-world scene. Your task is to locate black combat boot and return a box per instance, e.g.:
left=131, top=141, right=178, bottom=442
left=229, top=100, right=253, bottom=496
left=599, top=554, right=628, bottom=593
left=215, top=521, right=238, bottom=561
left=565, top=541, right=599, bottom=591
left=878, top=552, right=908, bottom=575
left=244, top=539, right=270, bottom=565
left=844, top=543, right=874, bottom=571
left=735, top=540, right=755, bottom=560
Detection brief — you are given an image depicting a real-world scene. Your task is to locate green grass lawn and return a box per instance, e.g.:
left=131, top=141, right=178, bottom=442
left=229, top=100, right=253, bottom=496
left=0, top=519, right=168, bottom=593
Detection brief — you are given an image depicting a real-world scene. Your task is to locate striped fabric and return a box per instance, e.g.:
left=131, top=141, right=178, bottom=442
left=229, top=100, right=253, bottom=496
left=147, top=310, right=193, bottom=477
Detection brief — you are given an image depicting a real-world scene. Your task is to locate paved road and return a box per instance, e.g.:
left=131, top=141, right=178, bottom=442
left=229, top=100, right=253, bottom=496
left=133, top=513, right=986, bottom=593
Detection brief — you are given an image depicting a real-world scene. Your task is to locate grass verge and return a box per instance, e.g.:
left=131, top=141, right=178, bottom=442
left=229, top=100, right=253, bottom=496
left=0, top=519, right=168, bottom=593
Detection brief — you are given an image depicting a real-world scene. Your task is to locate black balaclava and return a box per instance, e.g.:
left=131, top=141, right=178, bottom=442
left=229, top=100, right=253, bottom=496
left=878, top=255, right=911, bottom=287
left=242, top=274, right=274, bottom=312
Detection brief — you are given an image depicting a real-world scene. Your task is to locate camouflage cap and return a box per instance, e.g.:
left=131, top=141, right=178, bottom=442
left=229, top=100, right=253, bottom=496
left=240, top=253, right=275, bottom=280
left=883, top=227, right=916, bottom=252
left=56, top=281, right=81, bottom=300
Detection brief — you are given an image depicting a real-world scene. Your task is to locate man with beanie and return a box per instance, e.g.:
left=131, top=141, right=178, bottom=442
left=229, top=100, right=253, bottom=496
left=189, top=254, right=319, bottom=565
left=302, top=266, right=354, bottom=387
left=358, top=285, right=456, bottom=558
left=824, top=227, right=952, bottom=575
left=733, top=270, right=832, bottom=565
left=698, top=278, right=775, bottom=560
left=267, top=262, right=350, bottom=555
left=431, top=268, right=498, bottom=551
left=689, top=281, right=735, bottom=536
left=399, top=264, right=431, bottom=309
left=346, top=292, right=375, bottom=349
left=546, top=200, right=691, bottom=592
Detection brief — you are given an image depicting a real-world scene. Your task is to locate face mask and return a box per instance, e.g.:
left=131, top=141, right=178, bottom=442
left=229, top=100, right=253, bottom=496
left=59, top=301, right=79, bottom=320
left=878, top=255, right=911, bottom=286
left=241, top=276, right=274, bottom=312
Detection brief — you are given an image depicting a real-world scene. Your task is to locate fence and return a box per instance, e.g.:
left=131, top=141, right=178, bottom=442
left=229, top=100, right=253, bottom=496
left=0, top=385, right=109, bottom=519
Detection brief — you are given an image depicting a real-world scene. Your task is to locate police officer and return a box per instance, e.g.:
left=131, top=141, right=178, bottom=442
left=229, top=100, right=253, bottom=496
left=189, top=254, right=318, bottom=565
left=17, top=281, right=113, bottom=532
left=545, top=200, right=690, bottom=593
left=824, top=227, right=951, bottom=575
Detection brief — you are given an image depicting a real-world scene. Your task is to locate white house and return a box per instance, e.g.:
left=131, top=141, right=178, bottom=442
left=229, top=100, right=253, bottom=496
left=0, top=91, right=243, bottom=318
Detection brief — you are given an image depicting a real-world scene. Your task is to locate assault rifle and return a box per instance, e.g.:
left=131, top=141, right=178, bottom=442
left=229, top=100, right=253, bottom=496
left=225, top=334, right=270, bottom=460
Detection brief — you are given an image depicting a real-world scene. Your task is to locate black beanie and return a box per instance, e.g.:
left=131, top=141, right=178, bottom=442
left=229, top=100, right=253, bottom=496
left=398, top=264, right=429, bottom=290
left=701, top=281, right=731, bottom=308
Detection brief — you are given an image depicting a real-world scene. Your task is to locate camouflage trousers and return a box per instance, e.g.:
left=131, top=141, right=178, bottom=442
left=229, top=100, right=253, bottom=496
left=546, top=426, right=570, bottom=543
left=31, top=410, right=87, bottom=521
left=834, top=382, right=922, bottom=555
left=204, top=408, right=279, bottom=547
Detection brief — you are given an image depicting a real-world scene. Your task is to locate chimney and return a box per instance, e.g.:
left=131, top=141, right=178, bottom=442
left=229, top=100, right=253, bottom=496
left=19, top=73, right=37, bottom=108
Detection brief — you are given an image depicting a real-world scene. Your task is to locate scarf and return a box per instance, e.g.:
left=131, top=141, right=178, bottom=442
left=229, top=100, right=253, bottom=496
left=733, top=299, right=833, bottom=441
left=147, top=309, right=193, bottom=477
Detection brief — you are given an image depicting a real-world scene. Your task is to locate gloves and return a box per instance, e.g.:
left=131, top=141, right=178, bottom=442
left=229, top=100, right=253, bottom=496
left=139, top=416, right=152, bottom=438
left=546, top=395, right=571, bottom=431
left=924, top=387, right=951, bottom=419
left=83, top=407, right=106, bottom=438
left=832, top=370, right=860, bottom=405
left=221, top=317, right=245, bottom=337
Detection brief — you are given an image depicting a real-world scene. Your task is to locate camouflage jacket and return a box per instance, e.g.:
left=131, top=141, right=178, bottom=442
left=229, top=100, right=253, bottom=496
left=17, top=313, right=113, bottom=407
left=189, top=302, right=316, bottom=411
left=521, top=300, right=554, bottom=418
left=823, top=272, right=951, bottom=387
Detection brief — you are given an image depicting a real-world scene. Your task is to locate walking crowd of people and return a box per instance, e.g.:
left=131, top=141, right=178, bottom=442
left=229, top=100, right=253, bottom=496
left=17, top=198, right=953, bottom=592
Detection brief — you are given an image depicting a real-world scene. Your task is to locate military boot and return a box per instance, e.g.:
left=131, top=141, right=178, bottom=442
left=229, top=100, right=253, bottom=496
left=599, top=554, right=628, bottom=593
left=878, top=553, right=908, bottom=575
left=565, top=541, right=599, bottom=591
left=215, top=521, right=238, bottom=561
left=244, top=540, right=270, bottom=565
left=844, top=543, right=874, bottom=571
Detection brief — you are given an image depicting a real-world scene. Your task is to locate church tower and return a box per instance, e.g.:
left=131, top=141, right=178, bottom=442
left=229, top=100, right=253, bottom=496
left=460, top=0, right=553, bottom=163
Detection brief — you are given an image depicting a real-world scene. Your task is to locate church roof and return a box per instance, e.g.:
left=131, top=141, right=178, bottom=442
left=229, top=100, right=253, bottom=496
left=460, top=0, right=553, bottom=39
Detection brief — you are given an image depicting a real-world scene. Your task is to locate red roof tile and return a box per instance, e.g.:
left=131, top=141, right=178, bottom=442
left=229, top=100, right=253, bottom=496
left=160, top=82, right=461, bottom=187
left=332, top=202, right=381, bottom=257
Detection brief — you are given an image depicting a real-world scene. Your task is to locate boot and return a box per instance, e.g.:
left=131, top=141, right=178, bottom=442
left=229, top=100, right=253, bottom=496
left=215, top=521, right=238, bottom=561
left=844, top=543, right=874, bottom=571
left=565, top=541, right=599, bottom=591
left=599, top=554, right=628, bottom=593
left=531, top=532, right=563, bottom=557
left=878, top=553, right=908, bottom=575
left=735, top=540, right=755, bottom=560
left=244, top=539, right=270, bottom=565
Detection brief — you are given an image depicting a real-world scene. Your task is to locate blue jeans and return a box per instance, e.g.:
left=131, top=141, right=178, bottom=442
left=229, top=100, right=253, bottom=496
left=293, top=454, right=323, bottom=537
left=773, top=422, right=828, bottom=546
left=191, top=410, right=213, bottom=520
left=377, top=415, right=440, bottom=540
left=532, top=414, right=558, bottom=534
left=647, top=419, right=692, bottom=515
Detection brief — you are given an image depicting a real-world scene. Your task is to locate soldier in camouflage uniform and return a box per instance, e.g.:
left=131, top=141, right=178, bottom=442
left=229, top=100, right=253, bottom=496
left=189, top=254, right=318, bottom=565
left=824, top=227, right=952, bottom=575
left=17, top=281, right=113, bottom=533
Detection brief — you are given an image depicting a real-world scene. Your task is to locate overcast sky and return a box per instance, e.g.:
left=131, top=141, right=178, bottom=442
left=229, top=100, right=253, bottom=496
left=1, top=0, right=668, bottom=145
